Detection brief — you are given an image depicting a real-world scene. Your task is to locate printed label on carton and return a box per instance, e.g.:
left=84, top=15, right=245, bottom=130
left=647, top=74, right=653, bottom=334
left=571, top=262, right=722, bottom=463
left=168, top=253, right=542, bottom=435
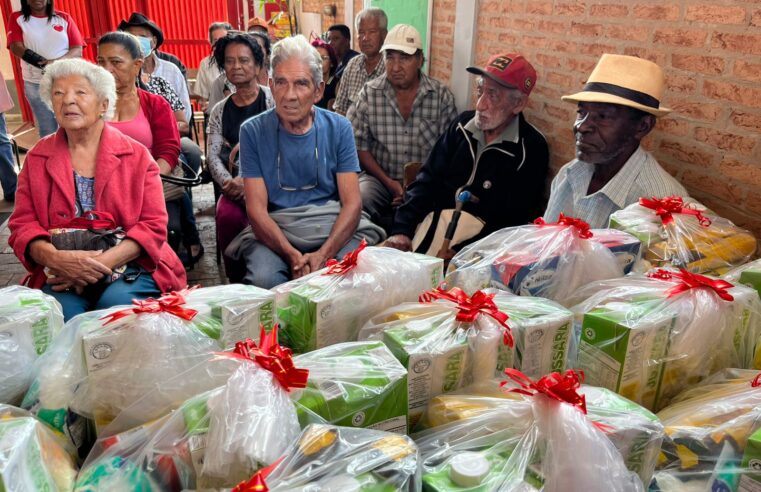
left=82, top=329, right=125, bottom=374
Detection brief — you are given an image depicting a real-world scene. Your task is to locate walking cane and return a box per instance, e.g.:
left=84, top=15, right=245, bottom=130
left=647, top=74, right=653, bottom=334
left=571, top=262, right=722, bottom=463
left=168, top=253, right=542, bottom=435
left=437, top=188, right=479, bottom=259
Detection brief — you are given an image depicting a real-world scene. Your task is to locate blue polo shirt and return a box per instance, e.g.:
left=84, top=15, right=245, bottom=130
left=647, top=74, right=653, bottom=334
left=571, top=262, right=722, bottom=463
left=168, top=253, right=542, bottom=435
left=239, top=107, right=360, bottom=211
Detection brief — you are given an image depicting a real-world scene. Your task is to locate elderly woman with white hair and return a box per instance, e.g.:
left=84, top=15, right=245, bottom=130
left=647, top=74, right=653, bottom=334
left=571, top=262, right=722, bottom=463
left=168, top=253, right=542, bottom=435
left=8, top=58, right=186, bottom=321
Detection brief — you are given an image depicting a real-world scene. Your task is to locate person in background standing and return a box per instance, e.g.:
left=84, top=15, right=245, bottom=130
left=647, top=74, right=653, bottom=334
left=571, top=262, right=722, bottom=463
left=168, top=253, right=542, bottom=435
left=326, top=24, right=358, bottom=80
left=7, top=0, right=84, bottom=137
left=311, top=38, right=338, bottom=110
left=0, top=70, right=17, bottom=202
left=193, top=21, right=232, bottom=113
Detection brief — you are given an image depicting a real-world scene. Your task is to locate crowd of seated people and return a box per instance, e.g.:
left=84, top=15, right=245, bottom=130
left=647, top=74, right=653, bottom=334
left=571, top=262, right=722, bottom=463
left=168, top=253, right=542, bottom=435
left=7, top=3, right=688, bottom=316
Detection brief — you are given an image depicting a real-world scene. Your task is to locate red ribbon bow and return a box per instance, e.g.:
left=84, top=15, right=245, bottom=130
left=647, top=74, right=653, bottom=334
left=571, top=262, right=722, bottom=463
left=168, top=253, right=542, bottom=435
left=232, top=457, right=284, bottom=492
left=647, top=268, right=734, bottom=301
left=639, top=196, right=711, bottom=227
left=501, top=368, right=588, bottom=414
left=752, top=373, right=761, bottom=388
left=323, top=238, right=367, bottom=275
left=419, top=287, right=514, bottom=347
left=57, top=210, right=118, bottom=230
left=226, top=324, right=309, bottom=391
left=534, top=213, right=593, bottom=239
left=100, top=286, right=200, bottom=325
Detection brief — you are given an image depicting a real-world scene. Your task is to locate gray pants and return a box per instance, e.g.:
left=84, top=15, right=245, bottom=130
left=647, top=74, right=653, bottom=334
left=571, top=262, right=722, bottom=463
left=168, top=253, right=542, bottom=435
left=359, top=173, right=395, bottom=223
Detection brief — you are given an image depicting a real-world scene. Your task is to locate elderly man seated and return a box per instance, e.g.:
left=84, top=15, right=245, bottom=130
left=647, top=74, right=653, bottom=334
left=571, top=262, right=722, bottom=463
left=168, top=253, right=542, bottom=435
left=347, top=24, right=457, bottom=225
left=544, top=54, right=687, bottom=228
left=235, top=35, right=384, bottom=289
left=385, top=53, right=549, bottom=256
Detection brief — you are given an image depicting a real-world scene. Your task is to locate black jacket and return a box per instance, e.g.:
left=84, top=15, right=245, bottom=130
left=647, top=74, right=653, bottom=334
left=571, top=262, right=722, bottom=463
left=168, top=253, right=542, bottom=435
left=391, top=110, right=549, bottom=246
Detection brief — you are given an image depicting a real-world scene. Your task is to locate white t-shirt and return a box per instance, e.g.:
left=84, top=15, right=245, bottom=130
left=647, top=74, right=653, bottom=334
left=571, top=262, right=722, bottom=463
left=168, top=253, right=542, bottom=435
left=7, top=11, right=84, bottom=83
left=153, top=56, right=192, bottom=121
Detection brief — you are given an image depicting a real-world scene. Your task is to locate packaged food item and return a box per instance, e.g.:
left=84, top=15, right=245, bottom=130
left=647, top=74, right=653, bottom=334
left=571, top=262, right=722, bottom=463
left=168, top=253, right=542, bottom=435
left=360, top=288, right=515, bottom=430
left=609, top=196, right=756, bottom=276
left=651, top=369, right=761, bottom=491
left=726, top=258, right=761, bottom=300
left=444, top=215, right=637, bottom=305
left=77, top=327, right=308, bottom=490
left=414, top=370, right=652, bottom=491
left=0, top=404, right=78, bottom=491
left=570, top=269, right=761, bottom=411
left=0, top=286, right=63, bottom=405
left=235, top=424, right=420, bottom=491
left=274, top=241, right=443, bottom=353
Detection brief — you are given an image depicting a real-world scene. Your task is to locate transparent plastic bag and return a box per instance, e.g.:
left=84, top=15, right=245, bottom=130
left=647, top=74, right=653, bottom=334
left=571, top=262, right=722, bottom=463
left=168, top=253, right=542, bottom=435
left=444, top=215, right=638, bottom=305
left=609, top=196, right=757, bottom=276
left=274, top=241, right=443, bottom=353
left=0, top=404, right=78, bottom=491
left=652, top=369, right=761, bottom=491
left=0, top=286, right=63, bottom=405
left=77, top=330, right=307, bottom=490
left=239, top=424, right=421, bottom=491
left=725, top=258, right=761, bottom=301
left=414, top=371, right=650, bottom=491
left=569, top=269, right=761, bottom=411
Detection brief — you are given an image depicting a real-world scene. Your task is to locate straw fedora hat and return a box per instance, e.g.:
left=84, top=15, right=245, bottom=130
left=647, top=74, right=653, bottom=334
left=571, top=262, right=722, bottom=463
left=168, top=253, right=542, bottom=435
left=561, top=54, right=671, bottom=117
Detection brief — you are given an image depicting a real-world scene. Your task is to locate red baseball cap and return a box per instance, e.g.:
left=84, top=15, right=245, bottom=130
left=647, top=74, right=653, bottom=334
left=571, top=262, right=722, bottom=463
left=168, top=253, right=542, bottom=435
left=467, top=53, right=537, bottom=95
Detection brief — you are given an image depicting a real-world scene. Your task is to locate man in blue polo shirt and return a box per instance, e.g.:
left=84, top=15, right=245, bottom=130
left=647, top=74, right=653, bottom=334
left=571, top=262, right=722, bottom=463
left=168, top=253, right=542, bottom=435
left=238, top=35, right=382, bottom=289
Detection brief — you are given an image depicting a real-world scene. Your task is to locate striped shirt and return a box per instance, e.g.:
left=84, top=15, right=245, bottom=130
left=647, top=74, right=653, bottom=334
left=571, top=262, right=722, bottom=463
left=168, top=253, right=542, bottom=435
left=333, top=53, right=385, bottom=115
left=347, top=72, right=458, bottom=182
left=544, top=146, right=687, bottom=228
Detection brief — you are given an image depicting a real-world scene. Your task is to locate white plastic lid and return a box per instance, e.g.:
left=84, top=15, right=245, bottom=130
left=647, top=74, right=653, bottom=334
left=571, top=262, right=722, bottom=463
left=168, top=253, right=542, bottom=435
left=320, top=474, right=362, bottom=492
left=449, top=452, right=490, bottom=487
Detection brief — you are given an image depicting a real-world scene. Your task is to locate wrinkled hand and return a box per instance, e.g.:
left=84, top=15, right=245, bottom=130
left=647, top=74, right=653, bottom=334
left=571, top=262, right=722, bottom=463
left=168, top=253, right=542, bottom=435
left=385, top=179, right=404, bottom=207
left=384, top=234, right=412, bottom=252
left=45, top=250, right=111, bottom=287
left=289, top=251, right=310, bottom=279
left=302, top=250, right=328, bottom=274
left=46, top=275, right=85, bottom=294
left=222, top=177, right=245, bottom=201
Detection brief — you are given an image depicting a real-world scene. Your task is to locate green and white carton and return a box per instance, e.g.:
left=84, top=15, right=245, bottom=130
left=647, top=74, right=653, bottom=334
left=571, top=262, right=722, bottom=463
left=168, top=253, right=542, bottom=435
left=293, top=341, right=408, bottom=434
left=275, top=248, right=443, bottom=354
left=578, top=301, right=676, bottom=410
left=740, top=269, right=761, bottom=299
left=739, top=427, right=761, bottom=491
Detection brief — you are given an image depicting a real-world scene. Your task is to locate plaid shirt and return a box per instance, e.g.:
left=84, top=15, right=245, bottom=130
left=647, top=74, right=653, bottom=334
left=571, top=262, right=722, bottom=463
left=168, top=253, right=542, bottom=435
left=544, top=146, right=687, bottom=228
left=347, top=72, right=458, bottom=182
left=333, top=54, right=386, bottom=115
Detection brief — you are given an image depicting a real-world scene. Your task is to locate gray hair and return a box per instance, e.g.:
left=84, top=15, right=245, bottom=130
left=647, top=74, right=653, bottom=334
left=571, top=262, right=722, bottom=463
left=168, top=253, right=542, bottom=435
left=208, top=21, right=232, bottom=44
left=39, top=58, right=117, bottom=120
left=270, top=35, right=323, bottom=86
left=355, top=7, right=388, bottom=31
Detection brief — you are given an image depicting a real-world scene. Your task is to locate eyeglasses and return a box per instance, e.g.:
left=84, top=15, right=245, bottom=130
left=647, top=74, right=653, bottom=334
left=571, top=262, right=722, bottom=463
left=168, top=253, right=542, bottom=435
left=276, top=120, right=320, bottom=191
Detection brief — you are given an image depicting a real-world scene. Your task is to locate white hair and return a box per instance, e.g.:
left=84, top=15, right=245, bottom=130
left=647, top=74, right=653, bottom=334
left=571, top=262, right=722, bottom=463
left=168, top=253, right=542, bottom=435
left=355, top=7, right=388, bottom=31
left=38, top=58, right=117, bottom=120
left=270, top=35, right=323, bottom=86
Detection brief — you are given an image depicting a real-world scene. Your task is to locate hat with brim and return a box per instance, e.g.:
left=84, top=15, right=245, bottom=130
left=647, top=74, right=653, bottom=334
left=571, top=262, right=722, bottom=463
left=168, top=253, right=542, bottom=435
left=380, top=24, right=422, bottom=56
left=118, top=12, right=164, bottom=49
left=561, top=53, right=671, bottom=117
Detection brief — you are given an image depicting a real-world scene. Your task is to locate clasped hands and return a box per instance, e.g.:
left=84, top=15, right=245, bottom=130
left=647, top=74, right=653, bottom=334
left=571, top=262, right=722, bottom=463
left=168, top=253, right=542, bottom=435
left=45, top=250, right=112, bottom=294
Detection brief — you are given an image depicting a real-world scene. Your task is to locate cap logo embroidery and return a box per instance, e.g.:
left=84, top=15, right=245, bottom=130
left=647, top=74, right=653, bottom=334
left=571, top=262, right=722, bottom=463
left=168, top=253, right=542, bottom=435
left=489, top=56, right=512, bottom=71
left=406, top=37, right=415, bottom=43
left=525, top=78, right=533, bottom=89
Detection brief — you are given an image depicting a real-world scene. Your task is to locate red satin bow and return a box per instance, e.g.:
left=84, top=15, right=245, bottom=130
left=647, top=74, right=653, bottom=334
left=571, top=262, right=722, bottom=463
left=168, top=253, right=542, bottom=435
left=639, top=196, right=711, bottom=227
left=226, top=324, right=309, bottom=391
left=419, top=287, right=514, bottom=347
left=57, top=210, right=118, bottom=230
left=534, top=213, right=593, bottom=239
left=647, top=268, right=734, bottom=301
left=323, top=238, right=367, bottom=275
left=501, top=368, right=588, bottom=414
left=232, top=457, right=284, bottom=492
left=752, top=373, right=761, bottom=388
left=100, top=286, right=200, bottom=324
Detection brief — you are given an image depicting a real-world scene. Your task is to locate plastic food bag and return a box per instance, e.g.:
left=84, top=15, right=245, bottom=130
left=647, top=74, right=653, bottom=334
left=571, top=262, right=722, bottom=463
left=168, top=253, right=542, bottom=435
left=609, top=196, right=757, bottom=276
left=444, top=215, right=638, bottom=304
left=652, top=369, right=761, bottom=491
left=76, top=328, right=308, bottom=490
left=233, top=424, right=421, bottom=491
left=0, top=286, right=63, bottom=405
left=569, top=269, right=761, bottom=411
left=414, top=370, right=651, bottom=491
left=726, top=258, right=761, bottom=301
left=274, top=240, right=443, bottom=353
left=0, top=404, right=78, bottom=491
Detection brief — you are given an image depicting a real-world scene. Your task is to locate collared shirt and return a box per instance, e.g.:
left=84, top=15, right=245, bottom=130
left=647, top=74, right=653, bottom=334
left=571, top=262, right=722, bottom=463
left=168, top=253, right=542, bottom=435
left=544, top=146, right=687, bottom=228
left=464, top=113, right=520, bottom=148
left=193, top=55, right=222, bottom=100
left=152, top=56, right=192, bottom=121
left=333, top=53, right=386, bottom=115
left=335, top=49, right=359, bottom=79
left=347, top=72, right=458, bottom=182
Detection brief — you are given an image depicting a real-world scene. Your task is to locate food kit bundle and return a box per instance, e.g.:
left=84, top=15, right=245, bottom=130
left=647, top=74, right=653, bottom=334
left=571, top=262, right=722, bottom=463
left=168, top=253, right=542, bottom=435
left=413, top=370, right=662, bottom=491
left=0, top=286, right=63, bottom=405
left=444, top=214, right=640, bottom=304
left=569, top=269, right=761, bottom=411
left=609, top=196, right=757, bottom=276
left=360, top=288, right=574, bottom=428
left=274, top=241, right=443, bottom=353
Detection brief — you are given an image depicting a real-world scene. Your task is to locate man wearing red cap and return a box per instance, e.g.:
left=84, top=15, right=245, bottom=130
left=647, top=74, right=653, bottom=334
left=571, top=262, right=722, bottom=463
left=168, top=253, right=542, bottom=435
left=385, top=53, right=549, bottom=255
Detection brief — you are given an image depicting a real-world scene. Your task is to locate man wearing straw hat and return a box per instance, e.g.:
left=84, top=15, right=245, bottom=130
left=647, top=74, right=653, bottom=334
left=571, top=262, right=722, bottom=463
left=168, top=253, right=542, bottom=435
left=544, top=54, right=686, bottom=228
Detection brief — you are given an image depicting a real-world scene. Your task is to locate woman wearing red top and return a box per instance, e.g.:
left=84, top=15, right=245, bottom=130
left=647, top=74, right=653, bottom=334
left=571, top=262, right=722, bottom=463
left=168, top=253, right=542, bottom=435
left=8, top=59, right=185, bottom=321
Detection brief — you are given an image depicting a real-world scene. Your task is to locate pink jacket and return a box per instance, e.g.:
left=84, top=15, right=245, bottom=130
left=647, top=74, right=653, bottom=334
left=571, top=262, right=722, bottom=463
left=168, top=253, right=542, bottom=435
left=8, top=124, right=186, bottom=292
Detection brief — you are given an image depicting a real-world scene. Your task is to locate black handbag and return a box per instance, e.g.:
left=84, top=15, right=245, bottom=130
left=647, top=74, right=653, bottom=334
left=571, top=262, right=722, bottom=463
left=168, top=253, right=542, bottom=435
left=49, top=211, right=125, bottom=251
